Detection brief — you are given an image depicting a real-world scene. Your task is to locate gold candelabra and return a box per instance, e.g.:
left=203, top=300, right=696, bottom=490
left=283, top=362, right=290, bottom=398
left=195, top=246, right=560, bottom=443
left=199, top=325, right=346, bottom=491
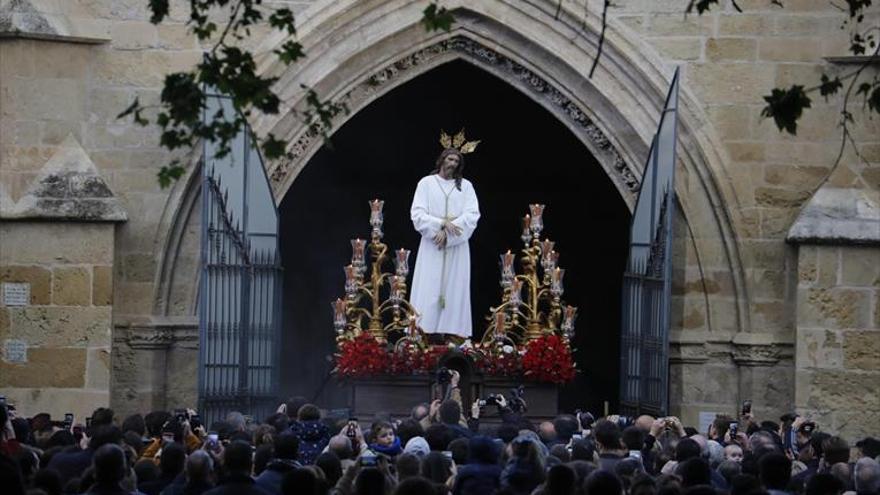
left=332, top=200, right=422, bottom=345
left=483, top=204, right=578, bottom=345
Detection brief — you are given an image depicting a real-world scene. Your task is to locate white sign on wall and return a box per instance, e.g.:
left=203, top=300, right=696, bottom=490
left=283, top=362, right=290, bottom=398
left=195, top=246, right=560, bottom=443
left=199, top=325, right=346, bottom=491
left=2, top=282, right=30, bottom=306
left=3, top=339, right=28, bottom=363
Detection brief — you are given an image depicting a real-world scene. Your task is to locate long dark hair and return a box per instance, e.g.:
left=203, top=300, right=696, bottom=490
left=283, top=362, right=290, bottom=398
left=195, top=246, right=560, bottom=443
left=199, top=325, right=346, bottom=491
left=432, top=148, right=465, bottom=191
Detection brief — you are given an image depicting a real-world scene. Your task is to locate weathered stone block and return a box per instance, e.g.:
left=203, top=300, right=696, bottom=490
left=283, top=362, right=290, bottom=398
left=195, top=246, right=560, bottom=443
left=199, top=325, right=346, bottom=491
left=110, top=21, right=158, bottom=49
left=706, top=105, right=754, bottom=141
left=843, top=331, right=880, bottom=371
left=0, top=347, right=86, bottom=388
left=0, top=223, right=114, bottom=265
left=797, top=246, right=818, bottom=285
left=797, top=328, right=843, bottom=369
left=815, top=247, right=839, bottom=288
left=41, top=121, right=84, bottom=146
left=33, top=42, right=92, bottom=80
left=749, top=269, right=787, bottom=300
left=759, top=37, right=822, bottom=62
left=799, top=288, right=870, bottom=330
left=839, top=247, right=880, bottom=288
left=92, top=266, right=113, bottom=306
left=650, top=37, right=703, bottom=61
left=121, top=253, right=156, bottom=283
left=650, top=14, right=714, bottom=36
left=2, top=306, right=111, bottom=347
left=725, top=142, right=765, bottom=163
left=761, top=207, right=798, bottom=238
left=764, top=165, right=829, bottom=191
left=0, top=40, right=35, bottom=77
left=52, top=267, right=91, bottom=306
left=801, top=369, right=879, bottom=411
left=752, top=300, right=789, bottom=333
left=0, top=265, right=51, bottom=305
left=755, top=187, right=811, bottom=209
left=86, top=346, right=111, bottom=389
left=687, top=63, right=776, bottom=105
left=717, top=14, right=771, bottom=35
left=706, top=38, right=756, bottom=61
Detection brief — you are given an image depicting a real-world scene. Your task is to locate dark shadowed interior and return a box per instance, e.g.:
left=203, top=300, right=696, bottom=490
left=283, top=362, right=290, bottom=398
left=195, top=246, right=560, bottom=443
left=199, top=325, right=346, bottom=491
left=279, top=59, right=630, bottom=415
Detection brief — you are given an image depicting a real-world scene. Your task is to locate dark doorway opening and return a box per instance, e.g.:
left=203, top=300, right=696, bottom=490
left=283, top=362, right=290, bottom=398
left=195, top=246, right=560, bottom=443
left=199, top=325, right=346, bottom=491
left=279, top=59, right=630, bottom=415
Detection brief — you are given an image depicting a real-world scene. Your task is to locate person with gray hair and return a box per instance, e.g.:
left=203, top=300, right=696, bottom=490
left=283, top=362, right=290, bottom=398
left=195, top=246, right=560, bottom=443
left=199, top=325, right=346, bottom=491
left=854, top=457, right=880, bottom=495
left=162, top=450, right=215, bottom=495
left=225, top=412, right=246, bottom=433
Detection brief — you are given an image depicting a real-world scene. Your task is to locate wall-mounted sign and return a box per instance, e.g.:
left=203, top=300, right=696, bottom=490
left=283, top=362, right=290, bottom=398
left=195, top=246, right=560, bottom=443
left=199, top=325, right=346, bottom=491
left=3, top=339, right=27, bottom=363
left=2, top=282, right=30, bottom=307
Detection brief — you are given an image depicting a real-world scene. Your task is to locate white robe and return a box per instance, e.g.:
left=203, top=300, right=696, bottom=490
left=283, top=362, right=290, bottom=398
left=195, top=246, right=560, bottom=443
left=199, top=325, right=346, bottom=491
left=409, top=174, right=480, bottom=337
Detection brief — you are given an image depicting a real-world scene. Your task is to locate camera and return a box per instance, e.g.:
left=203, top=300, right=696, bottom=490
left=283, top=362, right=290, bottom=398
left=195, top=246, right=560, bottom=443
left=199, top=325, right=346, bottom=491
left=478, top=394, right=501, bottom=408
left=575, top=409, right=595, bottom=430
left=741, top=400, right=752, bottom=416
left=436, top=367, right=452, bottom=385
left=360, top=453, right=378, bottom=467
left=799, top=421, right=816, bottom=435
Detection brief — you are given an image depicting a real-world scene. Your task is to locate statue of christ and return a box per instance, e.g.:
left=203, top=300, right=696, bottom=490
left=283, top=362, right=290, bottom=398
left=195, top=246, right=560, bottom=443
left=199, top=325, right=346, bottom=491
left=409, top=141, right=481, bottom=339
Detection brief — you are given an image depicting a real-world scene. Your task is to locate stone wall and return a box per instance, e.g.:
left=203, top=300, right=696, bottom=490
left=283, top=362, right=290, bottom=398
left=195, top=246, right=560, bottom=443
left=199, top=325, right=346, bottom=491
left=0, top=222, right=115, bottom=420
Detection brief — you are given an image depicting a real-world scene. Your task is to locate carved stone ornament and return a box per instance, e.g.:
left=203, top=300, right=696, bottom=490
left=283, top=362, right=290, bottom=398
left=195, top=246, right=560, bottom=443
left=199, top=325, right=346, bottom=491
left=119, top=319, right=198, bottom=350
left=732, top=342, right=793, bottom=366
left=269, top=36, right=639, bottom=193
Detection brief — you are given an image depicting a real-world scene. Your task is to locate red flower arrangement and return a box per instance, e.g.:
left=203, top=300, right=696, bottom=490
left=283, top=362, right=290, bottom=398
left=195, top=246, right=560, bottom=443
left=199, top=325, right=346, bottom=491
left=521, top=334, right=576, bottom=384
left=388, top=342, right=447, bottom=374
left=473, top=343, right=522, bottom=376
left=335, top=333, right=388, bottom=377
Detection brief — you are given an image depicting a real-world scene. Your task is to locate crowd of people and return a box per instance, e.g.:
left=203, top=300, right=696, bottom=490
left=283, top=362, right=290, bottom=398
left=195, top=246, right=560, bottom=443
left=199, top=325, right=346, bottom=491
left=2, top=371, right=879, bottom=495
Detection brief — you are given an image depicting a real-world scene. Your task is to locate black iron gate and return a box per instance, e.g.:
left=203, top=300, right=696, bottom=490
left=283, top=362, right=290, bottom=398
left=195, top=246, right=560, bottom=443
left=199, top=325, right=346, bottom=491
left=620, top=68, right=680, bottom=416
left=198, top=89, right=283, bottom=426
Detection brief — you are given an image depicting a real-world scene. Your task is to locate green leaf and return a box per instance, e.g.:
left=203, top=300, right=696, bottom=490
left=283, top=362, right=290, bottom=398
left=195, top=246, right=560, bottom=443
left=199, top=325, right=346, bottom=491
left=269, top=8, right=297, bottom=35
left=157, top=164, right=185, bottom=189
left=685, top=0, right=719, bottom=14
left=868, top=86, right=880, bottom=113
left=760, top=85, right=812, bottom=135
left=148, top=0, right=170, bottom=24
left=819, top=74, right=843, bottom=101
left=422, top=3, right=454, bottom=33
left=262, top=134, right=287, bottom=159
left=275, top=41, right=305, bottom=64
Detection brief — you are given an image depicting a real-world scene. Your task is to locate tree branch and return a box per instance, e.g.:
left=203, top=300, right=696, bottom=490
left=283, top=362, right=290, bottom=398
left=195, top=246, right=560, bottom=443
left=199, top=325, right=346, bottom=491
left=589, top=0, right=609, bottom=78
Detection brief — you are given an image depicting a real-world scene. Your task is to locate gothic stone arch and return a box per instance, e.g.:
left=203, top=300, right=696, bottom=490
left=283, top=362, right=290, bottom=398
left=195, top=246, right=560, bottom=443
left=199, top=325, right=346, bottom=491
left=145, top=0, right=792, bottom=420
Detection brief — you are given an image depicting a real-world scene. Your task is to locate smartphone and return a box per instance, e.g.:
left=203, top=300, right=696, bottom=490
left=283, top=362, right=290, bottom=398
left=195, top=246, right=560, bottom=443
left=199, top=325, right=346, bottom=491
left=441, top=451, right=453, bottom=460
left=85, top=417, right=92, bottom=428
left=243, top=414, right=253, bottom=425
left=629, top=450, right=642, bottom=459
left=162, top=432, right=175, bottom=444
left=64, top=413, right=74, bottom=429
left=741, top=400, right=752, bottom=416
left=208, top=432, right=219, bottom=443
left=571, top=433, right=583, bottom=442
left=360, top=454, right=378, bottom=467
left=729, top=422, right=738, bottom=438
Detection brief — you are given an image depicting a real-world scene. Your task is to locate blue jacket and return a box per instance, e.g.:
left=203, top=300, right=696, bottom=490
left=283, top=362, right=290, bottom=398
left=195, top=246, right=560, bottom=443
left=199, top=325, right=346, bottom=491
left=291, top=420, right=330, bottom=465
left=452, top=463, right=502, bottom=495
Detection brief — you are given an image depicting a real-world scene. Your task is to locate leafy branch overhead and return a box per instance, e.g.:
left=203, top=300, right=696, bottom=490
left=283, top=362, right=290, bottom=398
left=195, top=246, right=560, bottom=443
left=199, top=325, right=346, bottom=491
left=119, top=0, right=347, bottom=187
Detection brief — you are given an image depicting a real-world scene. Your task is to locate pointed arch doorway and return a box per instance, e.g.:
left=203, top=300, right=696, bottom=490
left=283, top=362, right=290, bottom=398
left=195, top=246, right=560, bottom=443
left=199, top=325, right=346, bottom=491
left=278, top=60, right=630, bottom=413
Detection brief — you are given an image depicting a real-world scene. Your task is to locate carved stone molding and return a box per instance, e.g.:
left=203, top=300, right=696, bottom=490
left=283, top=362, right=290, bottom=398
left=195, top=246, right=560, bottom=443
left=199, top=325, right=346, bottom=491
left=115, top=318, right=198, bottom=350
left=732, top=342, right=794, bottom=367
left=269, top=36, right=639, bottom=193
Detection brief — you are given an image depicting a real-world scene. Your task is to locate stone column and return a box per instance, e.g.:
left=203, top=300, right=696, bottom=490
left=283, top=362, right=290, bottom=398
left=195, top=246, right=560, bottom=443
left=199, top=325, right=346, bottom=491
left=0, top=136, right=126, bottom=421
left=788, top=187, right=880, bottom=441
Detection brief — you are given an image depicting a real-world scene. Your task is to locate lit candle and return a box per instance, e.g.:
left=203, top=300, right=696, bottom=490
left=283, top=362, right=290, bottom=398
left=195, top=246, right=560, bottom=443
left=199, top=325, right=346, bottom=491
left=332, top=298, right=347, bottom=332
left=509, top=278, right=523, bottom=307
left=500, top=250, right=515, bottom=285
left=529, top=204, right=545, bottom=235
left=369, top=199, right=384, bottom=228
left=541, top=239, right=555, bottom=260
left=351, top=238, right=366, bottom=266
left=395, top=248, right=410, bottom=277
left=344, top=265, right=358, bottom=295
left=551, top=267, right=565, bottom=297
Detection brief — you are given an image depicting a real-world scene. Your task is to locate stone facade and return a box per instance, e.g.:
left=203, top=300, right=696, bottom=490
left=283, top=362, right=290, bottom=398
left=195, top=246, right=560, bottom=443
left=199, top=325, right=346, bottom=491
left=0, top=0, right=877, bottom=439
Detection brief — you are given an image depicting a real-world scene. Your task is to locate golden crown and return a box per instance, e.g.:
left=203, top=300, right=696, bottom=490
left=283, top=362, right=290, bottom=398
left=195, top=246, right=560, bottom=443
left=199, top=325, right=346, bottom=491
left=439, top=128, right=480, bottom=154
